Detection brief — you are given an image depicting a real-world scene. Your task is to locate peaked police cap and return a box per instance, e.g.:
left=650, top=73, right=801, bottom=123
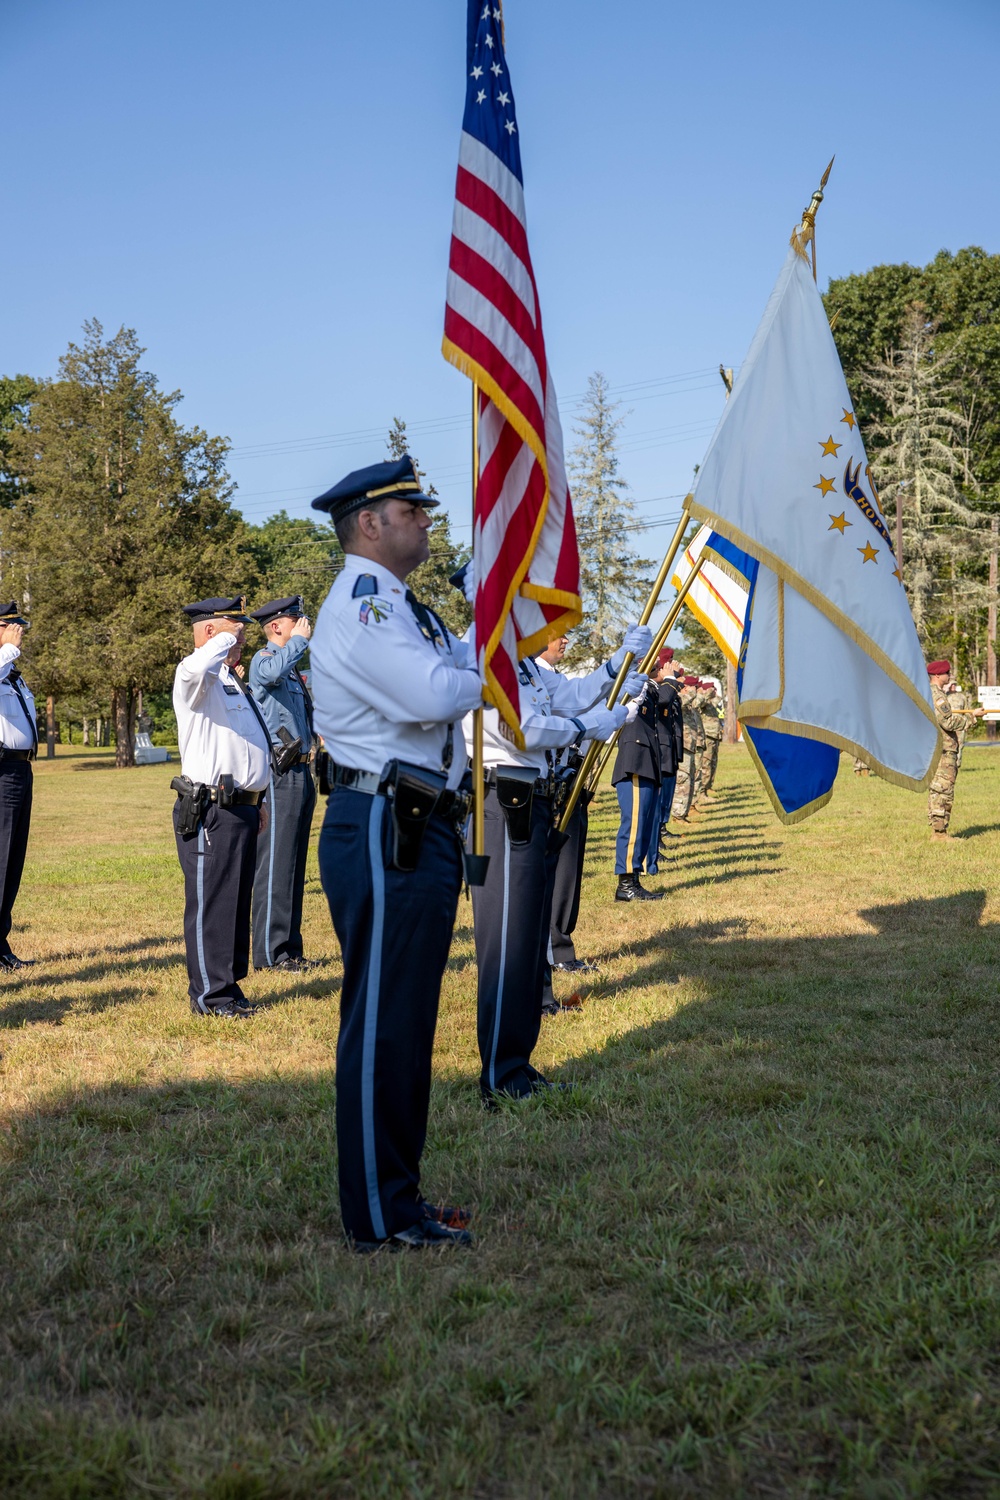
left=310, top=454, right=438, bottom=524
left=0, top=602, right=29, bottom=627
left=182, top=596, right=251, bottom=624
left=248, top=596, right=305, bottom=626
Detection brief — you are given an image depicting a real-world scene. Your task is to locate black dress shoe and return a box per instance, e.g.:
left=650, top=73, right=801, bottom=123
left=615, top=874, right=663, bottom=902
left=482, top=1068, right=566, bottom=1107
left=553, top=958, right=599, bottom=973
left=271, top=956, right=307, bottom=973
left=354, top=1219, right=473, bottom=1252
left=202, top=1000, right=259, bottom=1019
left=0, top=952, right=33, bottom=970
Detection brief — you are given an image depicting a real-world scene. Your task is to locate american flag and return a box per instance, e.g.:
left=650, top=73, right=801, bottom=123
left=443, top=0, right=581, bottom=746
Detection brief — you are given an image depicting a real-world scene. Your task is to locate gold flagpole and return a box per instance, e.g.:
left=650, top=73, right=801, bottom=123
left=469, top=385, right=487, bottom=879
left=797, top=157, right=834, bottom=284
left=557, top=500, right=693, bottom=833
left=586, top=552, right=707, bottom=789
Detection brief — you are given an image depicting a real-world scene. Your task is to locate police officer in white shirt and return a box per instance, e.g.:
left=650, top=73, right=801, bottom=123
left=0, top=603, right=38, bottom=970
left=310, top=456, right=483, bottom=1252
left=172, top=597, right=272, bottom=1018
left=457, top=567, right=652, bottom=1102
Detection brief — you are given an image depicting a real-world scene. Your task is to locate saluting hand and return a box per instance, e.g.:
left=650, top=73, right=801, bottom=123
left=291, top=617, right=312, bottom=641
left=0, top=624, right=24, bottom=649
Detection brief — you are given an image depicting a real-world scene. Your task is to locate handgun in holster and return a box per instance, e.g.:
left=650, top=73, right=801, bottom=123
left=274, top=726, right=304, bottom=775
left=494, top=766, right=538, bottom=845
left=380, top=759, right=447, bottom=872
left=171, top=775, right=208, bottom=836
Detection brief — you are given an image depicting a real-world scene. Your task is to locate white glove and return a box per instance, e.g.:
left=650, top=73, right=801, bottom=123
left=608, top=623, right=653, bottom=672
left=622, top=670, right=648, bottom=700
left=625, top=700, right=641, bottom=723
left=578, top=703, right=628, bottom=742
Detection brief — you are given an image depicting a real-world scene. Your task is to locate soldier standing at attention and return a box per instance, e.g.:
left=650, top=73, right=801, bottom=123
left=644, top=649, right=683, bottom=875
left=695, top=682, right=723, bottom=806
left=248, top=597, right=318, bottom=974
left=948, top=679, right=971, bottom=769
left=672, top=676, right=703, bottom=825
left=927, top=659, right=984, bottom=841
left=0, top=603, right=37, bottom=970
left=172, top=598, right=272, bottom=1018
left=611, top=680, right=663, bottom=901
left=309, top=456, right=483, bottom=1251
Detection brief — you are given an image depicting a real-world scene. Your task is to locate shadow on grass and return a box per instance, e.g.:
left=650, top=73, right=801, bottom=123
left=952, top=823, right=1000, bottom=840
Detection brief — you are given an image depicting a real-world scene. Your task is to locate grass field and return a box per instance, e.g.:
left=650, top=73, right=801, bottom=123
left=1, top=744, right=999, bottom=1498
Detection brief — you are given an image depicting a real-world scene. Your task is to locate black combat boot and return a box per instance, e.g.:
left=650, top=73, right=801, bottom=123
left=615, top=874, right=664, bottom=902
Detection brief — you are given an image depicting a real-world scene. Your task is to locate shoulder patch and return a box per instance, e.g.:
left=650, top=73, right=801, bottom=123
left=359, top=597, right=394, bottom=626
left=352, top=574, right=379, bottom=599
left=259, top=650, right=274, bottom=658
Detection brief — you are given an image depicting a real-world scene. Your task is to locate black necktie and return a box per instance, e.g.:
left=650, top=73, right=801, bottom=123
left=9, top=672, right=38, bottom=753
left=405, top=589, right=442, bottom=648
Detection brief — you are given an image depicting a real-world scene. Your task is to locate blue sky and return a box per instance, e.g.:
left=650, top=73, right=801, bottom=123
left=3, top=0, right=998, bottom=571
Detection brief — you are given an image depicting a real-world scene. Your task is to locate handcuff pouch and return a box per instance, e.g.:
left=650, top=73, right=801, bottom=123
left=380, top=759, right=446, bottom=872
left=494, top=766, right=537, bottom=846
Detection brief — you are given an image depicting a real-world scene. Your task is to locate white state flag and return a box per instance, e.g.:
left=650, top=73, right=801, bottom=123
left=689, top=242, right=940, bottom=788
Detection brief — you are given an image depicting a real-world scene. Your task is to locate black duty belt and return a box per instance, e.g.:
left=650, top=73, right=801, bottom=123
left=331, top=762, right=466, bottom=820
left=207, top=787, right=264, bottom=807
left=486, top=767, right=553, bottom=800
left=0, top=749, right=34, bottom=762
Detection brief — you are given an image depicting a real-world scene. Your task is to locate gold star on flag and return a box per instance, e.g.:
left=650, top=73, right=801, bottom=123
left=828, top=512, right=851, bottom=533
left=893, top=566, right=903, bottom=582
left=841, top=408, right=857, bottom=430
left=820, top=435, right=841, bottom=456
left=858, top=541, right=878, bottom=563
left=814, top=475, right=836, bottom=496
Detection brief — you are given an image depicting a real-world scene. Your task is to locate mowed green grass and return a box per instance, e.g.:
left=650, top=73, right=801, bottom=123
left=1, top=745, right=999, bottom=1498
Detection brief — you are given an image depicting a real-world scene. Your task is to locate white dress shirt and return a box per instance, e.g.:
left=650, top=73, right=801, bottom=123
left=468, top=656, right=614, bottom=776
left=0, top=645, right=36, bottom=752
left=310, top=553, right=482, bottom=792
left=173, top=634, right=271, bottom=792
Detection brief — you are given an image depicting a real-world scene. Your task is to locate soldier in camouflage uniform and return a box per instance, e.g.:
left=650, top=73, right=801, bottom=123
left=672, top=676, right=704, bottom=824
left=926, top=659, right=984, bottom=840
left=695, top=683, right=723, bottom=805
left=949, top=681, right=970, bottom=768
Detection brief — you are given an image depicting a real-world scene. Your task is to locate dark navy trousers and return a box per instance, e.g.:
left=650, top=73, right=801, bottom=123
left=174, top=801, right=259, bottom=1013
left=252, top=764, right=316, bottom=968
left=614, top=775, right=659, bottom=875
left=319, top=788, right=462, bottom=1244
left=472, top=787, right=559, bottom=1095
left=549, top=798, right=588, bottom=965
left=0, top=759, right=32, bottom=954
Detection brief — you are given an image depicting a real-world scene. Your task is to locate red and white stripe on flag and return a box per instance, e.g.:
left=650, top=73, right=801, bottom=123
left=443, top=126, right=581, bottom=746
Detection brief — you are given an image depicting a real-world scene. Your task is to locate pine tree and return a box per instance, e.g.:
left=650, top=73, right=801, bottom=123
left=862, top=304, right=983, bottom=644
left=385, top=416, right=471, bottom=635
left=7, top=320, right=250, bottom=766
left=565, top=373, right=651, bottom=668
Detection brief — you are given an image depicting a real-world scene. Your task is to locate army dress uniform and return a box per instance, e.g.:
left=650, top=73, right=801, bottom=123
left=467, top=640, right=642, bottom=1100
left=0, top=605, right=38, bottom=969
left=172, top=598, right=272, bottom=1016
left=646, top=667, right=683, bottom=876
left=611, top=683, right=663, bottom=900
left=309, top=459, right=483, bottom=1250
left=248, top=597, right=317, bottom=972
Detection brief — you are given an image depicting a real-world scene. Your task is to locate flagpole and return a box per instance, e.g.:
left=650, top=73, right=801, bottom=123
left=556, top=500, right=693, bottom=834
left=585, top=553, right=707, bottom=790
left=468, top=385, right=488, bottom=883
left=796, top=157, right=834, bottom=283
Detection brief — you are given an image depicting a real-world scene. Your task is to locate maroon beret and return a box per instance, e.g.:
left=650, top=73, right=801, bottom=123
left=926, top=660, right=951, bottom=676
left=657, top=648, right=674, bottom=666
left=684, top=675, right=699, bottom=687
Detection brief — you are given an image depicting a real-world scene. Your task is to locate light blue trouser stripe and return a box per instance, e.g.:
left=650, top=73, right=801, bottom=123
left=194, top=824, right=211, bottom=1013
left=362, top=797, right=387, bottom=1241
left=264, top=771, right=276, bottom=965
left=487, top=825, right=512, bottom=1092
